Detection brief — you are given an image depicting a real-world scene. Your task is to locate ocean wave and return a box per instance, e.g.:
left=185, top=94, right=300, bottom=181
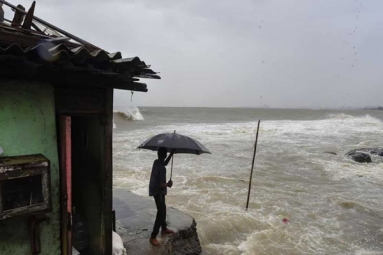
left=326, top=113, right=383, bottom=124
left=327, top=113, right=357, bottom=120
left=113, top=109, right=383, bottom=255
left=355, top=249, right=383, bottom=255
left=114, top=107, right=144, bottom=121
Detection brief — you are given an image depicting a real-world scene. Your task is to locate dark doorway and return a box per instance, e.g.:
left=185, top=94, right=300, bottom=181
left=71, top=116, right=105, bottom=255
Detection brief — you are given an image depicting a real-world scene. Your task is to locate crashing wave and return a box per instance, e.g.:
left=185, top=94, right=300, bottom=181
left=327, top=113, right=383, bottom=124
left=327, top=113, right=358, bottom=120
left=115, top=107, right=144, bottom=121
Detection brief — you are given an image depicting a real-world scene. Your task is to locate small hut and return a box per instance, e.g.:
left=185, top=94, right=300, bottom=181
left=0, top=1, right=159, bottom=254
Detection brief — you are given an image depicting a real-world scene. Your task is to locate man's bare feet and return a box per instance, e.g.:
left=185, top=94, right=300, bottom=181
left=161, top=229, right=175, bottom=235
left=150, top=238, right=161, bottom=246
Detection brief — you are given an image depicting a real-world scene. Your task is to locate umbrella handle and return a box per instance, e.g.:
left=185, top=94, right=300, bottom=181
left=170, top=131, right=175, bottom=181
left=170, top=155, right=174, bottom=181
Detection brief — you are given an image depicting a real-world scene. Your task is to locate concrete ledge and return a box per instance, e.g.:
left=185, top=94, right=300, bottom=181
left=113, top=188, right=202, bottom=255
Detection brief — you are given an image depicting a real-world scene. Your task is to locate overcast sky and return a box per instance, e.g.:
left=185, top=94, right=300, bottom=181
left=8, top=0, right=383, bottom=108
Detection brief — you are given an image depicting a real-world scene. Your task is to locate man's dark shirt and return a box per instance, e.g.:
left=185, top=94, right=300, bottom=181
left=149, top=159, right=167, bottom=196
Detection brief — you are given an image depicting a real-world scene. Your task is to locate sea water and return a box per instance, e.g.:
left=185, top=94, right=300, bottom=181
left=112, top=107, right=383, bottom=255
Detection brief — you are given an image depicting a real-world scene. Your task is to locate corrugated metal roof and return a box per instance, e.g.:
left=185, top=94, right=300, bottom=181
left=0, top=42, right=160, bottom=79
left=0, top=22, right=160, bottom=91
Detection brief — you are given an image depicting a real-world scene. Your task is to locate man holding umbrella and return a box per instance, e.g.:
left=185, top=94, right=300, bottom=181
left=138, top=131, right=211, bottom=246
left=149, top=147, right=175, bottom=246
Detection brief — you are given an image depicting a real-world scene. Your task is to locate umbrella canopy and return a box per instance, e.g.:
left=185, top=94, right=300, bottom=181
left=138, top=132, right=211, bottom=155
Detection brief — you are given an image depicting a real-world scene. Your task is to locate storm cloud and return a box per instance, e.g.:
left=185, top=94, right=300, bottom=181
left=7, top=0, right=383, bottom=108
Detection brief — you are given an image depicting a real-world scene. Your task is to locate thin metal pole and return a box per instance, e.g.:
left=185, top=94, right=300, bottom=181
left=246, top=120, right=261, bottom=211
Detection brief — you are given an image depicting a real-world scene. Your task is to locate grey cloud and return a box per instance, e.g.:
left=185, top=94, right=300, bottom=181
left=9, top=0, right=383, bottom=108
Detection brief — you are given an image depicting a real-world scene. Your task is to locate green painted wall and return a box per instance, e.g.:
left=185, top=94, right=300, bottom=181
left=0, top=81, right=61, bottom=255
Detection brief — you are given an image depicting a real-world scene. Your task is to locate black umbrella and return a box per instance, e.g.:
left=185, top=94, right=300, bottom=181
left=138, top=131, right=211, bottom=179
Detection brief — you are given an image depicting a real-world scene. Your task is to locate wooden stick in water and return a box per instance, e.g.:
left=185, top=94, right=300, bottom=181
left=246, top=120, right=261, bottom=211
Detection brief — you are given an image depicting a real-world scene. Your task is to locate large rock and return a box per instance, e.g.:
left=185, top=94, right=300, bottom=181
left=345, top=148, right=383, bottom=163
left=347, top=152, right=372, bottom=163
left=370, top=148, right=383, bottom=156
left=113, top=188, right=202, bottom=255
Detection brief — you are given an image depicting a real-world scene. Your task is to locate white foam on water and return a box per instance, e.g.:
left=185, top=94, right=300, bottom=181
left=114, top=106, right=144, bottom=121
left=204, top=243, right=239, bottom=255
left=113, top=112, right=383, bottom=255
left=355, top=249, right=383, bottom=255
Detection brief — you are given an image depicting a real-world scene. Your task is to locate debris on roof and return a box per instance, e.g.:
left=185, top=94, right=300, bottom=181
left=0, top=3, right=4, bottom=23
left=0, top=0, right=160, bottom=92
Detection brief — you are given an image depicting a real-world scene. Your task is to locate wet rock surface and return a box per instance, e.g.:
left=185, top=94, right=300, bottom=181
left=345, top=148, right=383, bottom=163
left=113, top=188, right=202, bottom=255
left=324, top=151, right=337, bottom=155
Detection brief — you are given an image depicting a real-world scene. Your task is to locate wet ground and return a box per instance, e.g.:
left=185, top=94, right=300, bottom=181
left=113, top=188, right=201, bottom=255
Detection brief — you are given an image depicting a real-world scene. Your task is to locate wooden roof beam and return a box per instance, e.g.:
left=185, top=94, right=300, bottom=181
left=10, top=3, right=24, bottom=27
left=0, top=0, right=102, bottom=50
left=22, top=1, right=35, bottom=30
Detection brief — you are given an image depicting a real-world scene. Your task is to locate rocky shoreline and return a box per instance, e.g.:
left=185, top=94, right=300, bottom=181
left=113, top=188, right=202, bottom=255
left=345, top=148, right=383, bottom=163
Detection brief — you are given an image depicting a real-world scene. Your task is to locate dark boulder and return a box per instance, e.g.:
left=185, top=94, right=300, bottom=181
left=347, top=152, right=372, bottom=163
left=345, top=148, right=383, bottom=163
left=370, top=148, right=383, bottom=156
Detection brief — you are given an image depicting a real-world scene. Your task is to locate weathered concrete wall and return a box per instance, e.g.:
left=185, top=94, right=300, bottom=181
left=0, top=81, right=60, bottom=255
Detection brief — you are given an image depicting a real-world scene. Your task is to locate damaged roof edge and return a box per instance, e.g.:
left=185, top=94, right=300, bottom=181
left=0, top=13, right=160, bottom=91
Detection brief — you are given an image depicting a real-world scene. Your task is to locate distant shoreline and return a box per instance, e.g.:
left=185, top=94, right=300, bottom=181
left=127, top=106, right=383, bottom=111
left=364, top=106, right=383, bottom=111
